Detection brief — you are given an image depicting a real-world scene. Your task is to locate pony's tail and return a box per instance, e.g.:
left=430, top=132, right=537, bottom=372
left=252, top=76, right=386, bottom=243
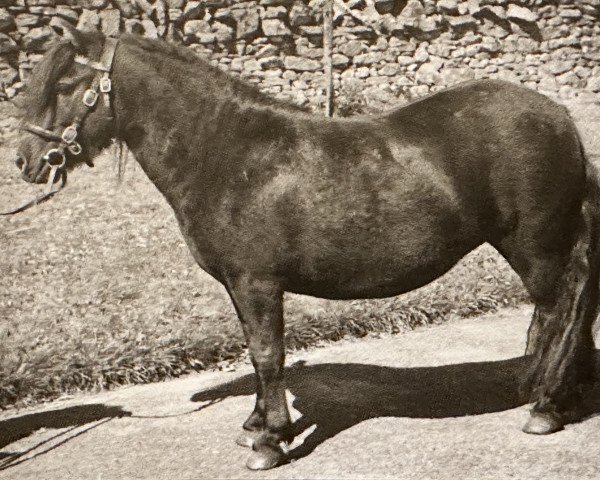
left=521, top=139, right=600, bottom=407
left=583, top=156, right=600, bottom=343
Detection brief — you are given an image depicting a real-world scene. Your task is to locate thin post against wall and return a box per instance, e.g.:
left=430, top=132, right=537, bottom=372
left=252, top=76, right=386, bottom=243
left=323, top=0, right=334, bottom=117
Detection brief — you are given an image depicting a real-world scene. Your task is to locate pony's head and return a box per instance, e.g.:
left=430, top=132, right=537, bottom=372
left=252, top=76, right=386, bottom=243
left=15, top=22, right=116, bottom=184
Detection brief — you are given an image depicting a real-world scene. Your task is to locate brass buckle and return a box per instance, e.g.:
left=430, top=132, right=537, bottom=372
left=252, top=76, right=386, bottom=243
left=99, top=75, right=111, bottom=93
left=83, top=89, right=99, bottom=107
left=61, top=124, right=78, bottom=144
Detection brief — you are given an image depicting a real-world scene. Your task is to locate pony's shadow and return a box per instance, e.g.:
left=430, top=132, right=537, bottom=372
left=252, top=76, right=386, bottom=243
left=191, top=352, right=600, bottom=460
left=0, top=404, right=130, bottom=468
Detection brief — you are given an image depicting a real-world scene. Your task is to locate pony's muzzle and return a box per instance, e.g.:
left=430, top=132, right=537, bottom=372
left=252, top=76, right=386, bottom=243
left=30, top=149, right=65, bottom=185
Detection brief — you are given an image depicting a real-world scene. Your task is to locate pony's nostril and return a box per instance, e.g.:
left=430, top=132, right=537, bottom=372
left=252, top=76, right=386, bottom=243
left=15, top=155, right=26, bottom=172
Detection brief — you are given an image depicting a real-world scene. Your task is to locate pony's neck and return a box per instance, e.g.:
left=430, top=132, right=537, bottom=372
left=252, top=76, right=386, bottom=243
left=110, top=37, right=275, bottom=208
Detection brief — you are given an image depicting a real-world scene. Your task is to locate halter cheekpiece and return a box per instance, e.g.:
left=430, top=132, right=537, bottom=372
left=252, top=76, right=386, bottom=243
left=1, top=37, right=119, bottom=216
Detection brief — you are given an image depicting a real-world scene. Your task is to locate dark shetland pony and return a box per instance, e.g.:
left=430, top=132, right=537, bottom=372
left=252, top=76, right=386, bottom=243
left=12, top=24, right=600, bottom=470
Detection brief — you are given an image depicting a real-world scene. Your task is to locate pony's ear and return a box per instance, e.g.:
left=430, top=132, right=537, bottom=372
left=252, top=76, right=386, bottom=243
left=50, top=20, right=86, bottom=51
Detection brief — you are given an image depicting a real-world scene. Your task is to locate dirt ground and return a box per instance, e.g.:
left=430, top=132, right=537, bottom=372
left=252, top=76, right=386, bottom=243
left=0, top=306, right=599, bottom=480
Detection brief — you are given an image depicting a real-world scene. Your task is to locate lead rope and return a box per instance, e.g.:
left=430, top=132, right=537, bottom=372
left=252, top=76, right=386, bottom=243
left=0, top=165, right=66, bottom=216
left=0, top=37, right=118, bottom=216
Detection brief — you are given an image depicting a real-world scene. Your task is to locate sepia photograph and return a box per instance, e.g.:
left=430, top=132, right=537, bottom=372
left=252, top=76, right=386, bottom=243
left=1, top=0, right=599, bottom=478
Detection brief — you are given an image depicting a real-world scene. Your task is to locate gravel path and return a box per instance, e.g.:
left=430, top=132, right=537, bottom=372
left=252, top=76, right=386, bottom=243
left=1, top=305, right=599, bottom=480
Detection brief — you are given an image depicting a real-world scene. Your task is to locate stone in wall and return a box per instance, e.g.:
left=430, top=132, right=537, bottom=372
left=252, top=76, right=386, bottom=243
left=0, top=10, right=16, bottom=33
left=0, top=32, right=17, bottom=54
left=79, top=1, right=110, bottom=9
left=100, top=9, right=121, bottom=37
left=78, top=9, right=101, bottom=32
left=289, top=4, right=312, bottom=27
left=231, top=7, right=261, bottom=40
left=507, top=5, right=538, bottom=24
left=22, top=26, right=53, bottom=52
left=262, top=18, right=291, bottom=37
left=55, top=6, right=79, bottom=23
left=284, top=56, right=321, bottom=72
left=338, top=39, right=367, bottom=57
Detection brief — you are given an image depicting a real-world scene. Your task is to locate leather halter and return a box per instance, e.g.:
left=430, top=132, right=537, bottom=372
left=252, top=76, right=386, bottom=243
left=1, top=38, right=119, bottom=216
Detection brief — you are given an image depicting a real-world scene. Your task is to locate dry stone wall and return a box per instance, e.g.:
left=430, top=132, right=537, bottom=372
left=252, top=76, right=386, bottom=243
left=0, top=0, right=599, bottom=111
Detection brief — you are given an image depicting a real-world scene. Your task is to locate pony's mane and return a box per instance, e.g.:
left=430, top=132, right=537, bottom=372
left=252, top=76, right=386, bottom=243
left=25, top=30, right=309, bottom=117
left=121, top=34, right=309, bottom=113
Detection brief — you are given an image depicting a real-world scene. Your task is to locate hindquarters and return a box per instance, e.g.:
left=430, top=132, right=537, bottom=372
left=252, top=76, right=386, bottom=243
left=385, top=80, right=586, bottom=256
left=421, top=81, right=600, bottom=430
left=437, top=82, right=590, bottom=305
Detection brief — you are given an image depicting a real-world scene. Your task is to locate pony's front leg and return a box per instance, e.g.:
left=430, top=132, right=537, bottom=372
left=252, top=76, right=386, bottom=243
left=234, top=322, right=266, bottom=449
left=234, top=388, right=265, bottom=448
left=226, top=275, right=292, bottom=470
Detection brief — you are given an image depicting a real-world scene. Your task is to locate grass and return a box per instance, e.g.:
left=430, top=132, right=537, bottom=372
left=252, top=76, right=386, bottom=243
left=1, top=99, right=599, bottom=410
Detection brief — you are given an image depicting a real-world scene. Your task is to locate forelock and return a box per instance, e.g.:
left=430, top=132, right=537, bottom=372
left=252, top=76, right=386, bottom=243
left=24, top=31, right=105, bottom=116
left=25, top=41, right=76, bottom=116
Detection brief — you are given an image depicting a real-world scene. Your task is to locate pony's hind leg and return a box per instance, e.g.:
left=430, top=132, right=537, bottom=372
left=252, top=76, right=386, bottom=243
left=525, top=307, right=545, bottom=356
left=522, top=201, right=599, bottom=434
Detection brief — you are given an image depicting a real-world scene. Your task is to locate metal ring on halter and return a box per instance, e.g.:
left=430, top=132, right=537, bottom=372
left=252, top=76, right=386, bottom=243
left=67, top=142, right=82, bottom=155
left=43, top=148, right=67, bottom=169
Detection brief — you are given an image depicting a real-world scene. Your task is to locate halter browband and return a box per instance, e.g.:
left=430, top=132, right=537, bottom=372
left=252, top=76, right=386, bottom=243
left=1, top=37, right=119, bottom=216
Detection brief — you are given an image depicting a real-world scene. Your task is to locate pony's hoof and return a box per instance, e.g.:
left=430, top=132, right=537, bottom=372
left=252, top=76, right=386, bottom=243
left=522, top=412, right=564, bottom=435
left=236, top=431, right=260, bottom=448
left=246, top=447, right=287, bottom=470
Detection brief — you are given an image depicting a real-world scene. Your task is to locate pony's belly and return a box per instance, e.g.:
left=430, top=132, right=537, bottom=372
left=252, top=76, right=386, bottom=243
left=274, top=197, right=480, bottom=299
left=281, top=245, right=473, bottom=300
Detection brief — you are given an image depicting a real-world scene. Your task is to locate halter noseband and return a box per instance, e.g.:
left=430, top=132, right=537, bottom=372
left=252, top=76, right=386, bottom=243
left=1, top=37, right=118, bottom=216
